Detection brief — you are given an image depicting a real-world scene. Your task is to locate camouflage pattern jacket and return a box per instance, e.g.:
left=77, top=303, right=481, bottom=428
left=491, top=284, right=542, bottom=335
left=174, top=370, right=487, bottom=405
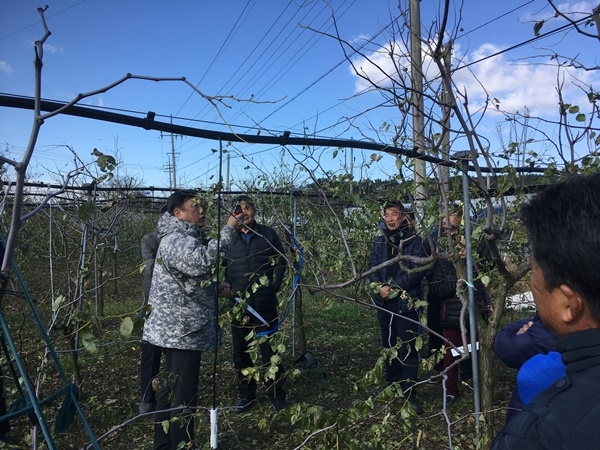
left=143, top=212, right=238, bottom=351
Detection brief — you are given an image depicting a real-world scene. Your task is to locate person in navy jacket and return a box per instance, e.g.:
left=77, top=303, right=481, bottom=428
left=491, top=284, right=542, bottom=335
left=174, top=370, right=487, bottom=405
left=492, top=173, right=600, bottom=450
left=368, top=201, right=430, bottom=414
left=494, top=312, right=557, bottom=422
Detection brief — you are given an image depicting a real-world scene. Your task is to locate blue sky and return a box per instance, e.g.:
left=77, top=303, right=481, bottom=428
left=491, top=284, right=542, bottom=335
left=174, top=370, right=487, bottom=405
left=1, top=0, right=598, bottom=189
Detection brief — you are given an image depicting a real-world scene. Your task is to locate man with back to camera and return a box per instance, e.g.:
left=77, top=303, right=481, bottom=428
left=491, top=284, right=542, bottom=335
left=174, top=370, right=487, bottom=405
left=491, top=172, right=600, bottom=449
left=143, top=190, right=243, bottom=450
left=367, top=200, right=430, bottom=415
left=222, top=195, right=288, bottom=413
left=139, top=204, right=167, bottom=414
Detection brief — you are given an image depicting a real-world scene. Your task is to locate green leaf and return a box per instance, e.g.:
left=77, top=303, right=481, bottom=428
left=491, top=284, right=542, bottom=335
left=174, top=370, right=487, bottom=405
left=568, top=105, right=580, bottom=114
left=533, top=21, right=544, bottom=36
left=395, top=158, right=403, bottom=171
left=52, top=295, right=65, bottom=312
left=481, top=275, right=490, bottom=286
left=161, top=420, right=170, bottom=434
left=576, top=113, right=586, bottom=122
left=80, top=329, right=97, bottom=354
left=96, top=154, right=117, bottom=172
left=333, top=149, right=338, bottom=158
left=120, top=317, right=134, bottom=338
left=77, top=202, right=95, bottom=220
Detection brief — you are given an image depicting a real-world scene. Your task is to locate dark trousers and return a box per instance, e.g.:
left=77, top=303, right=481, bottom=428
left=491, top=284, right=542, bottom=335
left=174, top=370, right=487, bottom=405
left=376, top=308, right=420, bottom=399
left=442, top=327, right=473, bottom=396
left=141, top=341, right=162, bottom=404
left=231, top=308, right=285, bottom=401
left=154, top=348, right=201, bottom=450
left=426, top=296, right=444, bottom=370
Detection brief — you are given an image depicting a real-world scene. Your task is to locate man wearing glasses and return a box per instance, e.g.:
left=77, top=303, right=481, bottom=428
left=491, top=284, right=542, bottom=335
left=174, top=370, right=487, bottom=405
left=368, top=201, right=430, bottom=415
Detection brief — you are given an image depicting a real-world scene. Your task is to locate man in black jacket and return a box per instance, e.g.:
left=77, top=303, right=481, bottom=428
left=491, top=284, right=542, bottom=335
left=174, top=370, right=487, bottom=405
left=223, top=195, right=288, bottom=413
left=491, top=173, right=600, bottom=449
left=368, top=201, right=430, bottom=414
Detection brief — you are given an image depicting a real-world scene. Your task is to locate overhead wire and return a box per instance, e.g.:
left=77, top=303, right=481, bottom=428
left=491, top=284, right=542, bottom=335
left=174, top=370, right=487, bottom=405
left=178, top=0, right=298, bottom=130
left=231, top=0, right=359, bottom=126
left=456, top=0, right=536, bottom=39
left=174, top=1, right=325, bottom=175
left=222, top=1, right=324, bottom=117
left=174, top=0, right=256, bottom=117
left=171, top=1, right=302, bottom=161
left=0, top=0, right=88, bottom=41
left=455, top=13, right=592, bottom=73
left=283, top=2, right=594, bottom=142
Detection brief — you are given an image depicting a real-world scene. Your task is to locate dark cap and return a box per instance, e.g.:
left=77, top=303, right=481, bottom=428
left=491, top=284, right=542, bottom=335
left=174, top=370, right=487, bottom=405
left=383, top=200, right=412, bottom=215
left=231, top=194, right=255, bottom=210
left=167, top=190, right=198, bottom=215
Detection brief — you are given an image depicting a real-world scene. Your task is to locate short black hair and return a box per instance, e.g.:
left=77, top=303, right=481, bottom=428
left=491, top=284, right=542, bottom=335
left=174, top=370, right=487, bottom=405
left=383, top=200, right=413, bottom=216
left=383, top=200, right=405, bottom=210
left=521, top=173, right=600, bottom=322
left=167, top=190, right=198, bottom=215
left=231, top=194, right=255, bottom=210
left=159, top=204, right=168, bottom=215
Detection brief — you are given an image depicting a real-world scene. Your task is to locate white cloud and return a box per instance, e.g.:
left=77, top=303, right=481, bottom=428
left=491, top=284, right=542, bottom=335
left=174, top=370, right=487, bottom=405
left=28, top=40, right=64, bottom=54
left=453, top=42, right=597, bottom=116
left=520, top=1, right=594, bottom=23
left=43, top=43, right=64, bottom=54
left=350, top=39, right=599, bottom=119
left=0, top=61, right=12, bottom=75
left=350, top=40, right=440, bottom=93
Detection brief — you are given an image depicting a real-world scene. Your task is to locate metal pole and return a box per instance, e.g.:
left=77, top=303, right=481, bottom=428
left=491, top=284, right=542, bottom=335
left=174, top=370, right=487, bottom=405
left=170, top=115, right=177, bottom=189
left=460, top=156, right=481, bottom=440
left=292, top=194, right=298, bottom=358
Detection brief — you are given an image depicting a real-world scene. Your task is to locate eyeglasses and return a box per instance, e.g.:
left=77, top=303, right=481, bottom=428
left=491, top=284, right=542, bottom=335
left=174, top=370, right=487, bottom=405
left=383, top=211, right=402, bottom=219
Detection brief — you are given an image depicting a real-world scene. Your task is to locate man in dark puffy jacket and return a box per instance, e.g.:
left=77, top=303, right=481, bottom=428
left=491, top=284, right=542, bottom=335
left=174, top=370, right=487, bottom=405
left=367, top=200, right=430, bottom=415
left=223, top=195, right=288, bottom=413
left=491, top=173, right=600, bottom=450
left=427, top=209, right=491, bottom=404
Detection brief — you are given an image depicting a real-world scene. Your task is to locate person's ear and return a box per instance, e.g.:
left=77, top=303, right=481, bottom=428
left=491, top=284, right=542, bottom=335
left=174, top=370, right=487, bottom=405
left=559, top=284, right=588, bottom=325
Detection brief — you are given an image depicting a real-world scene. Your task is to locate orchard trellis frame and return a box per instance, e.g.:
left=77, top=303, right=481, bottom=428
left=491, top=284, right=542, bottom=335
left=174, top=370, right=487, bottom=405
left=0, top=93, right=548, bottom=448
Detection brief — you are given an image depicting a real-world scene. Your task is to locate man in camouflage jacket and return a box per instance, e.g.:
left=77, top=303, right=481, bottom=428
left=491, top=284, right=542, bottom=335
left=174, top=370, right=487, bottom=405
left=143, top=190, right=242, bottom=450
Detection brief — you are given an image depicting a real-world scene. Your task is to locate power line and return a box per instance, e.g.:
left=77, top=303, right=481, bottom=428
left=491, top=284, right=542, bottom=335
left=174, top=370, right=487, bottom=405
left=456, top=0, right=536, bottom=39
left=456, top=13, right=593, bottom=72
left=0, top=0, right=88, bottom=41
left=174, top=0, right=256, bottom=117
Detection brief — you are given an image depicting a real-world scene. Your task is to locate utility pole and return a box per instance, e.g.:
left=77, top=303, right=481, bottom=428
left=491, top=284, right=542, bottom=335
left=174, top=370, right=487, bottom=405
left=440, top=42, right=452, bottom=196
left=170, top=115, right=177, bottom=190
left=410, top=0, right=426, bottom=208
left=226, top=153, right=230, bottom=191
